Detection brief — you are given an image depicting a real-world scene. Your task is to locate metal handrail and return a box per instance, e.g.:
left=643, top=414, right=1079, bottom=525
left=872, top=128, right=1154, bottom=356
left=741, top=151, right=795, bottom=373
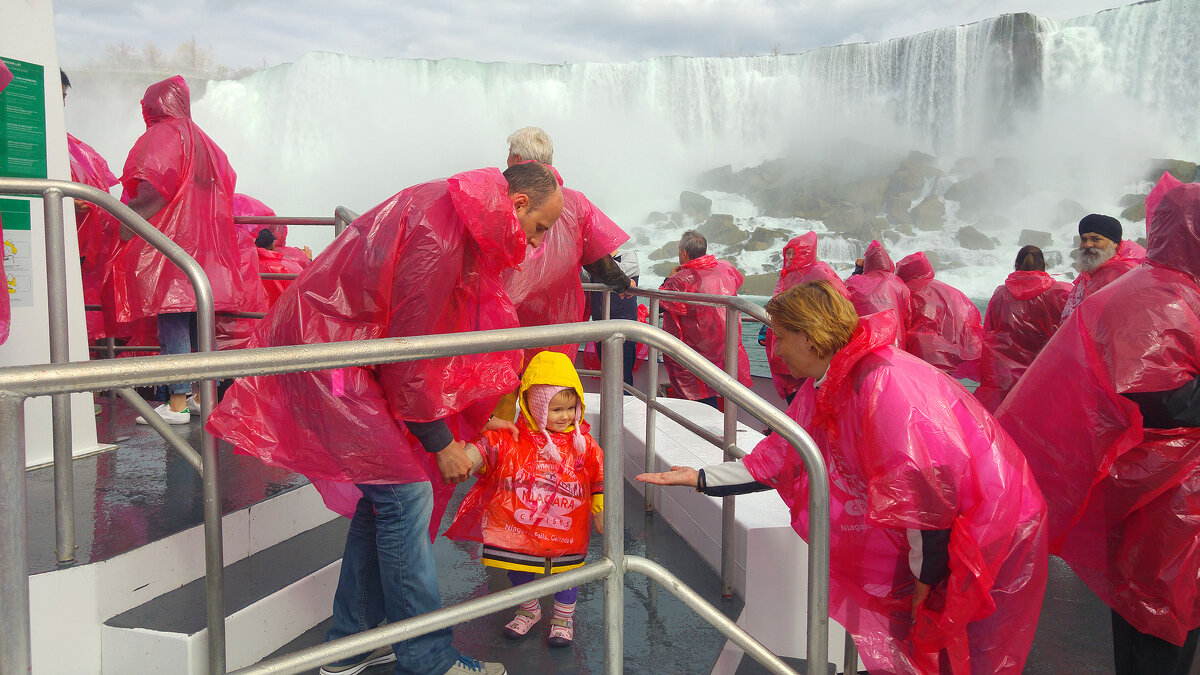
left=0, top=176, right=225, bottom=669
left=0, top=320, right=831, bottom=675
left=582, top=282, right=768, bottom=595
left=234, top=216, right=336, bottom=227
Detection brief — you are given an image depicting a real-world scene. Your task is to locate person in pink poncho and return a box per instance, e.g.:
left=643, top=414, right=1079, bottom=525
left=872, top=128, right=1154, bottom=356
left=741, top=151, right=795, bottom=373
left=845, top=240, right=911, bottom=341
left=1060, top=213, right=1145, bottom=320
left=0, top=59, right=12, bottom=345
left=63, top=70, right=122, bottom=341
left=764, top=231, right=850, bottom=403
left=894, top=251, right=983, bottom=381
left=639, top=281, right=1048, bottom=674
left=973, top=245, right=1071, bottom=412
left=501, top=127, right=631, bottom=362
left=658, top=230, right=752, bottom=407
left=114, top=76, right=261, bottom=424
left=997, top=183, right=1200, bottom=675
left=208, top=162, right=563, bottom=675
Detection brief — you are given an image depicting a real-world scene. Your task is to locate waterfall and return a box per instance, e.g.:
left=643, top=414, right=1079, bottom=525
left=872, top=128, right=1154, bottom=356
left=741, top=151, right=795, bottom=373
left=64, top=0, right=1200, bottom=300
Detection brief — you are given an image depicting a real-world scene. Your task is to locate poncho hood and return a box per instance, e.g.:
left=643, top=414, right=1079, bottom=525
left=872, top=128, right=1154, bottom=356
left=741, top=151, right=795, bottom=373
left=141, top=76, right=191, bottom=127
left=781, top=232, right=818, bottom=276
left=1147, top=182, right=1200, bottom=280
left=862, top=240, right=895, bottom=273
left=1004, top=270, right=1057, bottom=300
left=519, top=351, right=586, bottom=432
left=895, top=251, right=934, bottom=284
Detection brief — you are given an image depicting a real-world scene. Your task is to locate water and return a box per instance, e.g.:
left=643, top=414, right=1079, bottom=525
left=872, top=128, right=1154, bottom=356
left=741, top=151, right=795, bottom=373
left=64, top=0, right=1200, bottom=302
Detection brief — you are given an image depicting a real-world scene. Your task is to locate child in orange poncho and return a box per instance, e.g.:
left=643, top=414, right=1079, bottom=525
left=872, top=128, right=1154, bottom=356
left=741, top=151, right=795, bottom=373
left=446, top=351, right=604, bottom=648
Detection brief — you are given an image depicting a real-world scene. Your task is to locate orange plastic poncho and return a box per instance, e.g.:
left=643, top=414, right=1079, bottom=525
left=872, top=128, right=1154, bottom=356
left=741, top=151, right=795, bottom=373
left=446, top=353, right=603, bottom=559
left=111, top=76, right=259, bottom=322
left=207, top=168, right=527, bottom=486
left=997, top=182, right=1200, bottom=645
left=1060, top=238, right=1146, bottom=320
left=743, top=311, right=1048, bottom=674
left=845, top=240, right=911, bottom=335
left=764, top=232, right=851, bottom=398
left=502, top=187, right=628, bottom=363
left=659, top=254, right=753, bottom=400
left=0, top=59, right=11, bottom=344
left=895, top=252, right=983, bottom=380
left=974, top=270, right=1071, bottom=412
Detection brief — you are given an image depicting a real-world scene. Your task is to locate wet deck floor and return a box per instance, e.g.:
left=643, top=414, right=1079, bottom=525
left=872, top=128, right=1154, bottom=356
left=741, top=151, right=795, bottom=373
left=25, top=396, right=1200, bottom=673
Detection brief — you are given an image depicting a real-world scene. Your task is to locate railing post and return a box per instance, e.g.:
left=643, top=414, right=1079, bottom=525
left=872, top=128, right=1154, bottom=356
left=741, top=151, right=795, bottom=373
left=195, top=285, right=225, bottom=675
left=0, top=393, right=31, bottom=673
left=43, top=188, right=76, bottom=565
left=844, top=631, right=859, bottom=674
left=643, top=298, right=660, bottom=512
left=720, top=306, right=738, bottom=597
left=600, top=335, right=625, bottom=675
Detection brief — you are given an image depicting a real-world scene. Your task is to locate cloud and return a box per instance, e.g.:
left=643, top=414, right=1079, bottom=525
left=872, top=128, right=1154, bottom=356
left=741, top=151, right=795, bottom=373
left=53, top=0, right=1128, bottom=71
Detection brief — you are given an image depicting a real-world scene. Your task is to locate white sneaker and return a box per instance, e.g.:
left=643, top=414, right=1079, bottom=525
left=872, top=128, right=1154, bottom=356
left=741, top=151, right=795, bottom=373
left=186, top=394, right=199, bottom=411
left=441, top=656, right=507, bottom=675
left=135, top=403, right=191, bottom=425
left=317, top=645, right=396, bottom=675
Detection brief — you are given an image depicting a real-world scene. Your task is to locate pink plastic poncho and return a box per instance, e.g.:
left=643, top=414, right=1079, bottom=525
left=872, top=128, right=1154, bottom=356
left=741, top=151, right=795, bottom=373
left=258, top=246, right=310, bottom=307
left=997, top=182, right=1200, bottom=645
left=1060, top=238, right=1146, bottom=320
left=233, top=193, right=287, bottom=246
left=764, top=232, right=851, bottom=398
left=895, top=252, right=983, bottom=380
left=68, top=134, right=121, bottom=339
left=207, top=168, right=527, bottom=490
left=1146, top=171, right=1183, bottom=234
left=659, top=255, right=753, bottom=400
left=974, top=271, right=1071, bottom=412
left=845, top=241, right=911, bottom=335
left=0, top=59, right=11, bottom=345
left=213, top=223, right=270, bottom=351
left=502, top=187, right=627, bottom=363
left=743, top=312, right=1048, bottom=674
left=111, top=76, right=259, bottom=322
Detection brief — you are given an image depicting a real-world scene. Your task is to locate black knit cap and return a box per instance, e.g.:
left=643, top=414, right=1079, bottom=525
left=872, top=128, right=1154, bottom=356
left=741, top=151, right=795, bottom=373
left=1078, top=213, right=1122, bottom=243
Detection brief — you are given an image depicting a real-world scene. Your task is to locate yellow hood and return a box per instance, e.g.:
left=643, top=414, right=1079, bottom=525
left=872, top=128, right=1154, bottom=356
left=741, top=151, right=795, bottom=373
left=519, top=351, right=586, bottom=432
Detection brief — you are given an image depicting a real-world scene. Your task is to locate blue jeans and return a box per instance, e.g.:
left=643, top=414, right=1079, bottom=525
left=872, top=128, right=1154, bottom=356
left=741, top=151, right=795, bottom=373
left=157, top=312, right=196, bottom=395
left=326, top=482, right=459, bottom=675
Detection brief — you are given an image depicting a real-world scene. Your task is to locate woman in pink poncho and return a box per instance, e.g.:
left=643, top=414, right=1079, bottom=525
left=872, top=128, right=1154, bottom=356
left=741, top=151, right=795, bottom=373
left=639, top=281, right=1048, bottom=674
left=894, top=251, right=983, bottom=381
left=974, top=245, right=1071, bottom=412
left=764, top=231, right=850, bottom=402
left=845, top=240, right=911, bottom=338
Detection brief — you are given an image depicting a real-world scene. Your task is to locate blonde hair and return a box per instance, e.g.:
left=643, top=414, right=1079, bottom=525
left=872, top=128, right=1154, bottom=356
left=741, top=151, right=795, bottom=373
left=765, top=282, right=858, bottom=359
left=507, top=126, right=554, bottom=164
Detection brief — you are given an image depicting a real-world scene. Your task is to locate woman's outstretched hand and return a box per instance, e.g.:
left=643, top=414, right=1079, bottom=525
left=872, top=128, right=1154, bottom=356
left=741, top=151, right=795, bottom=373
left=635, top=465, right=700, bottom=488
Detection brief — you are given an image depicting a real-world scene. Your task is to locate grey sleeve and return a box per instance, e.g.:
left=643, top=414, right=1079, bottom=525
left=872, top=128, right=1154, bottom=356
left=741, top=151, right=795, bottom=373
left=697, top=462, right=772, bottom=497
left=405, top=419, right=453, bottom=453
left=906, top=529, right=952, bottom=585
left=616, top=251, right=640, bottom=278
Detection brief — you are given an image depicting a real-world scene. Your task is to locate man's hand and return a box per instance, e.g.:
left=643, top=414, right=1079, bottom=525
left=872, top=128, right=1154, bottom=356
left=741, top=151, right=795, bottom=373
left=620, top=278, right=638, bottom=300
left=484, top=415, right=519, bottom=441
left=912, top=580, right=932, bottom=617
left=302, top=245, right=313, bottom=260
left=435, top=440, right=473, bottom=485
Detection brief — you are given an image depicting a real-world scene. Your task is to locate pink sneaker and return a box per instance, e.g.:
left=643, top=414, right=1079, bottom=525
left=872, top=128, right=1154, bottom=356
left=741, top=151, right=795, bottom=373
left=547, top=617, right=574, bottom=648
left=502, top=606, right=541, bottom=640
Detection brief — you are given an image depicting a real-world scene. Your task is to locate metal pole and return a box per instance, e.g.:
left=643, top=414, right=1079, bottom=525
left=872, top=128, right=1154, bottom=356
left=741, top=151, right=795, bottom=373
left=720, top=306, right=738, bottom=597
left=601, top=336, right=625, bottom=675
left=0, top=393, right=32, bottom=673
left=43, top=189, right=76, bottom=565
left=643, top=298, right=659, bottom=512
left=195, top=273, right=225, bottom=675
left=843, top=630, right=859, bottom=674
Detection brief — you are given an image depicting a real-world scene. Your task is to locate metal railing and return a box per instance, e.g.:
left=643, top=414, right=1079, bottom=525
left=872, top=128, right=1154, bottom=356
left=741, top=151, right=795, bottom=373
left=582, top=283, right=770, bottom=597
left=0, top=176, right=229, bottom=669
left=0, top=321, right=832, bottom=675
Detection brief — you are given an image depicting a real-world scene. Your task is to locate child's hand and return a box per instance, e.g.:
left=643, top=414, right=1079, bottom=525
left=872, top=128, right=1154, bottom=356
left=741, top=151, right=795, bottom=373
left=484, top=415, right=519, bottom=441
left=593, top=511, right=604, bottom=535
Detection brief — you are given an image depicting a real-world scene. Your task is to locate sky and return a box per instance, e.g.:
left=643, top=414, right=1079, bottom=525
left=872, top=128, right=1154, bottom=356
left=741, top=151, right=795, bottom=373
left=54, top=0, right=1128, bottom=71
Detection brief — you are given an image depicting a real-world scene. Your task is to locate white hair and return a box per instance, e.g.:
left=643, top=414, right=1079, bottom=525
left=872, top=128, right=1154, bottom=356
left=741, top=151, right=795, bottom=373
left=507, top=126, right=554, bottom=165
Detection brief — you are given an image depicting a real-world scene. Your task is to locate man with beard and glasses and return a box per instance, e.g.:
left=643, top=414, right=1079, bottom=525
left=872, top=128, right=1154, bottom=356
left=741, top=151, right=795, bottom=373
left=1061, top=213, right=1145, bottom=320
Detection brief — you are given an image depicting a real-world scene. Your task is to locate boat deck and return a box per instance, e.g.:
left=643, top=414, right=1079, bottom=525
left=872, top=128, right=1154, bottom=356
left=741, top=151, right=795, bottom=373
left=23, top=394, right=1190, bottom=673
